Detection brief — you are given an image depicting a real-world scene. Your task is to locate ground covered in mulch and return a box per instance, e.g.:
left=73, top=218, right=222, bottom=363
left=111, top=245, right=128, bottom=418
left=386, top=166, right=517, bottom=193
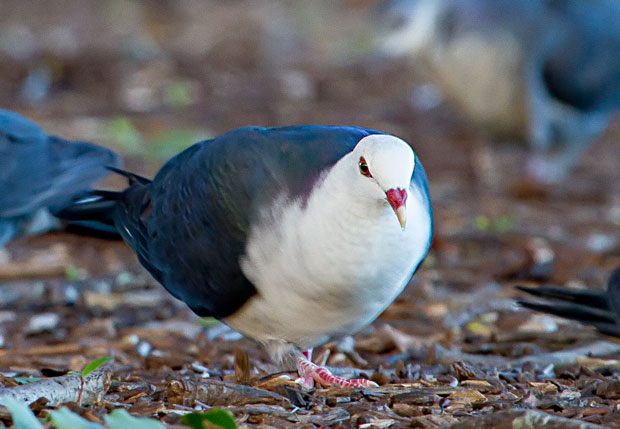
left=1, top=1, right=620, bottom=427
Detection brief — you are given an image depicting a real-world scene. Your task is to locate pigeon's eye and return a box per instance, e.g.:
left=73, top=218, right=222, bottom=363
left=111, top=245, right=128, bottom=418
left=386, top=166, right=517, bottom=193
left=358, top=157, right=372, bottom=177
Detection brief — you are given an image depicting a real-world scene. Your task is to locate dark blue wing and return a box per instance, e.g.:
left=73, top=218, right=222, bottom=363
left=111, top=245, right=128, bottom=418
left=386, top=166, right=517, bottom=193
left=410, top=159, right=433, bottom=273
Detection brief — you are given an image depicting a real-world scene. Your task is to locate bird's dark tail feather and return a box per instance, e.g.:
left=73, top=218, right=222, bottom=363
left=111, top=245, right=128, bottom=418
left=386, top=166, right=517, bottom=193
left=516, top=285, right=610, bottom=309
left=55, top=167, right=151, bottom=238
left=105, top=166, right=150, bottom=185
left=55, top=191, right=122, bottom=237
left=517, top=275, right=620, bottom=337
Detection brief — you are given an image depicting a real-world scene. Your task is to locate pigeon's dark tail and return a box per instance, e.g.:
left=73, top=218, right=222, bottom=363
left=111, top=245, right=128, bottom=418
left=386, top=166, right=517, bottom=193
left=516, top=268, right=620, bottom=338
left=54, top=167, right=150, bottom=238
left=55, top=190, right=121, bottom=237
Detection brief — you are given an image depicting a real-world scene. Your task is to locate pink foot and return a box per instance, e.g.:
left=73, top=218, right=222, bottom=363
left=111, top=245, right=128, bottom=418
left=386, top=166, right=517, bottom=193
left=295, top=350, right=378, bottom=389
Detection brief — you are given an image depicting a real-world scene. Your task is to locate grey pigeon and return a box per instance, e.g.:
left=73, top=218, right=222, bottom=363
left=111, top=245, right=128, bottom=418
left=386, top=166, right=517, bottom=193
left=380, top=0, right=620, bottom=182
left=57, top=125, right=433, bottom=388
left=0, top=109, right=120, bottom=247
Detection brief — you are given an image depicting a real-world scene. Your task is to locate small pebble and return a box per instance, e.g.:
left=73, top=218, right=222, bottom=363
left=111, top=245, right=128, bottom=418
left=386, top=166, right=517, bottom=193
left=27, top=312, right=60, bottom=334
left=137, top=341, right=152, bottom=357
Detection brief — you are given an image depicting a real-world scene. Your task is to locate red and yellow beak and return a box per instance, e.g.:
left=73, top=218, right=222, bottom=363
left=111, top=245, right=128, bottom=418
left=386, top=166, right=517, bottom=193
left=386, top=188, right=408, bottom=230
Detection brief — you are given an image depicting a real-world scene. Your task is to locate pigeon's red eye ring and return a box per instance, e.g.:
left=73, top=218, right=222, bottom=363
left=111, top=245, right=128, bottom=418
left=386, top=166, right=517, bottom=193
left=359, top=157, right=372, bottom=177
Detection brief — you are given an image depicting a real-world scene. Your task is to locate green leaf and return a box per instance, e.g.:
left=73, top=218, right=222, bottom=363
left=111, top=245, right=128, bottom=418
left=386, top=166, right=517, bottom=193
left=197, top=317, right=220, bottom=328
left=103, top=409, right=165, bottom=429
left=163, top=80, right=195, bottom=109
left=181, top=409, right=237, bottom=429
left=473, top=215, right=490, bottom=231
left=82, top=356, right=113, bottom=377
left=65, top=265, right=81, bottom=281
left=49, top=407, right=103, bottom=429
left=106, top=117, right=143, bottom=154
left=148, top=129, right=206, bottom=160
left=492, top=214, right=515, bottom=233
left=2, top=396, right=44, bottom=429
left=466, top=321, right=491, bottom=336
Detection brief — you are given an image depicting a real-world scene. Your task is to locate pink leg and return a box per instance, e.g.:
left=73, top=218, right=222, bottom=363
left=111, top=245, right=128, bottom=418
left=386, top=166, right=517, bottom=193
left=295, top=348, right=315, bottom=388
left=295, top=350, right=378, bottom=389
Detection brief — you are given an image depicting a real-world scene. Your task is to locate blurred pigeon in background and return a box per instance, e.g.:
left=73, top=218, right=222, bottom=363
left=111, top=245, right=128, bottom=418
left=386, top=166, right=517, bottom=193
left=517, top=268, right=620, bottom=338
left=0, top=108, right=120, bottom=247
left=380, top=0, right=620, bottom=183
left=58, top=125, right=433, bottom=388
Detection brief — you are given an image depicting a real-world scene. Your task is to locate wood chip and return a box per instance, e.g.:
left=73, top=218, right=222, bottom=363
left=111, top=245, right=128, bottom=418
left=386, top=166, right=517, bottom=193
left=234, top=348, right=250, bottom=384
left=391, top=403, right=425, bottom=417
left=459, top=380, right=493, bottom=391
left=595, top=380, right=620, bottom=399
left=529, top=381, right=559, bottom=395
left=128, top=400, right=166, bottom=415
left=447, top=389, right=487, bottom=404
left=391, top=390, right=441, bottom=406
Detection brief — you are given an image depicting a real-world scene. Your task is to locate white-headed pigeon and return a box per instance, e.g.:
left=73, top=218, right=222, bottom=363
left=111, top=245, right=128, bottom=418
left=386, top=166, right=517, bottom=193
left=517, top=269, right=620, bottom=339
left=59, top=125, right=433, bottom=388
left=0, top=109, right=120, bottom=247
left=380, top=0, right=620, bottom=183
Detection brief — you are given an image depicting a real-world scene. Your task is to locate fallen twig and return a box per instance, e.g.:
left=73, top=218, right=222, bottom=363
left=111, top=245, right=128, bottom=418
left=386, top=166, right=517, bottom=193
left=295, top=407, right=350, bottom=426
left=169, top=378, right=288, bottom=407
left=0, top=245, right=69, bottom=280
left=237, top=404, right=349, bottom=426
left=451, top=409, right=606, bottom=429
left=435, top=341, right=620, bottom=368
left=0, top=363, right=112, bottom=406
left=243, top=404, right=294, bottom=418
left=0, top=343, right=83, bottom=358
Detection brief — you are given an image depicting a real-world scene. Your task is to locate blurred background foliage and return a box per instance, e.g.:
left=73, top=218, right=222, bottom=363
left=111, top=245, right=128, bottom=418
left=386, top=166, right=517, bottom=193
left=1, top=0, right=620, bottom=283
left=0, top=0, right=386, bottom=167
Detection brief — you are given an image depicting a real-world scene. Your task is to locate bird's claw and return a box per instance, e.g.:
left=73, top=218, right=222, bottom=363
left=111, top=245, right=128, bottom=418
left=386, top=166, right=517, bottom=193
left=295, top=355, right=377, bottom=389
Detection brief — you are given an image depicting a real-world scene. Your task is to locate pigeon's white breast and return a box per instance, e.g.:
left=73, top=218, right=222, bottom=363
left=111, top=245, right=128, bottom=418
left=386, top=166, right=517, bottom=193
left=225, top=171, right=431, bottom=351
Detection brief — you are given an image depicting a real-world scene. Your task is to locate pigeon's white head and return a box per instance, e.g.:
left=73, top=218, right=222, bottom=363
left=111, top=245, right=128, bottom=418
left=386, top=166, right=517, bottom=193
left=350, top=134, right=415, bottom=229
